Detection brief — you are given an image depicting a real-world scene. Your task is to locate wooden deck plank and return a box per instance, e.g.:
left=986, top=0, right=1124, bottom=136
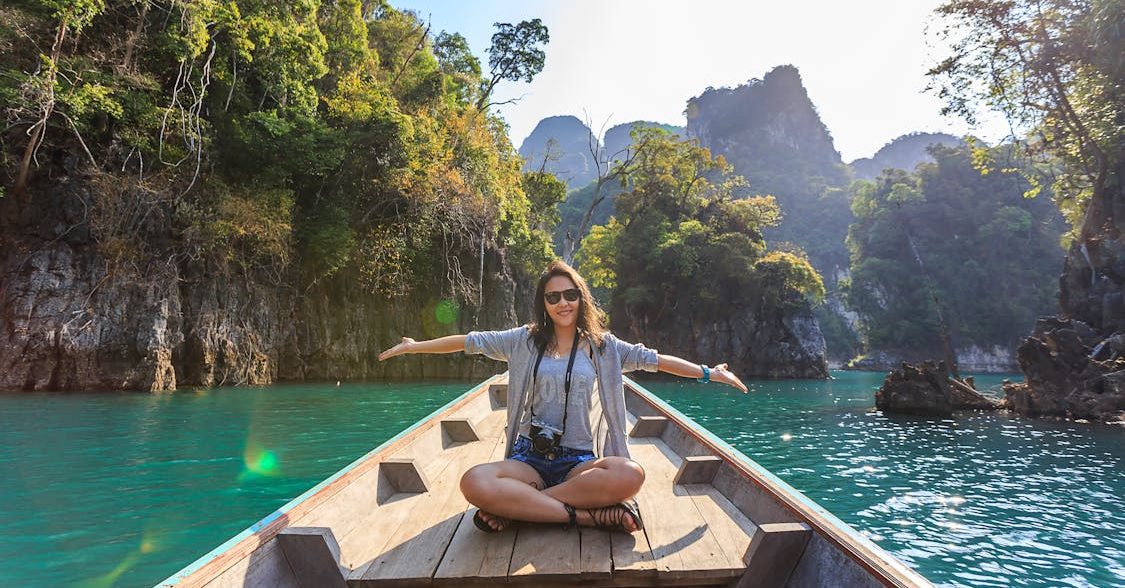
left=683, top=483, right=757, bottom=569
left=578, top=525, right=613, bottom=582
left=507, top=523, right=581, bottom=582
left=331, top=438, right=469, bottom=571
left=621, top=440, right=742, bottom=583
left=348, top=411, right=506, bottom=586
left=432, top=413, right=515, bottom=585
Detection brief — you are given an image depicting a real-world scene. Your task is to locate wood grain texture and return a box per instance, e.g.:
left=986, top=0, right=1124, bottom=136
left=441, top=418, right=481, bottom=443
left=673, top=455, right=722, bottom=485
left=628, top=415, right=668, bottom=438
left=621, top=441, right=742, bottom=584
left=380, top=458, right=429, bottom=493
left=432, top=416, right=514, bottom=585
left=277, top=528, right=347, bottom=588
left=737, top=522, right=812, bottom=588
left=350, top=411, right=506, bottom=586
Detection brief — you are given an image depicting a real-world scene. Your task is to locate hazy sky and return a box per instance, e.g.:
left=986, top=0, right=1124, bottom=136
left=396, top=0, right=1004, bottom=162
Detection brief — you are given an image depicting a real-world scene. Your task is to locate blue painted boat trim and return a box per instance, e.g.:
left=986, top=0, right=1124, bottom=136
left=156, top=377, right=495, bottom=587
left=623, top=375, right=925, bottom=583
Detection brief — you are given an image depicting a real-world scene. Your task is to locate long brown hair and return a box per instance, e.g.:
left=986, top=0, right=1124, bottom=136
left=529, top=260, right=607, bottom=351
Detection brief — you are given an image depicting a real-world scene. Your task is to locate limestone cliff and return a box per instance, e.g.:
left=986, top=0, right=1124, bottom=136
left=1010, top=178, right=1125, bottom=422
left=517, top=116, right=598, bottom=189
left=848, top=346, right=1018, bottom=374
left=0, top=179, right=514, bottom=392
left=616, top=297, right=828, bottom=380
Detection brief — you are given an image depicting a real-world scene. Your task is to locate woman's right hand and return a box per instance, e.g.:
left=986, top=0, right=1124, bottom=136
left=378, top=337, right=416, bottom=361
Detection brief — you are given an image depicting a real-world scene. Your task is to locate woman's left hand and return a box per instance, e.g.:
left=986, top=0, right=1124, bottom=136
left=711, top=363, right=748, bottom=393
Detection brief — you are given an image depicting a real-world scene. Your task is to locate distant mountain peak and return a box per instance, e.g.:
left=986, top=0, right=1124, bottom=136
left=849, top=132, right=964, bottom=180
left=518, top=116, right=597, bottom=187
left=686, top=65, right=842, bottom=172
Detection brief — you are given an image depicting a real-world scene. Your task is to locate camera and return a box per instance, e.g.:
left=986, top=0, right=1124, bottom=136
left=529, top=419, right=563, bottom=458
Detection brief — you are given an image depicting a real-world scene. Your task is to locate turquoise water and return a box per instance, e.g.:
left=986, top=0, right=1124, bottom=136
left=0, top=372, right=1121, bottom=587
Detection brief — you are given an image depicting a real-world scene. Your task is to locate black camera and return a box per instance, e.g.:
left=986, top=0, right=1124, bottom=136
left=529, top=419, right=563, bottom=459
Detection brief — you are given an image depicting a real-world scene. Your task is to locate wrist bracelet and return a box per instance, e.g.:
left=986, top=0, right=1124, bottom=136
left=697, top=364, right=710, bottom=383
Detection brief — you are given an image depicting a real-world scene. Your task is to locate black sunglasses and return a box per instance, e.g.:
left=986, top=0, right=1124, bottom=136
left=544, top=288, right=580, bottom=305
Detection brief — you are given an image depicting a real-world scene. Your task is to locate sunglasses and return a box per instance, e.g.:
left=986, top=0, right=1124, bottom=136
left=544, top=288, right=580, bottom=305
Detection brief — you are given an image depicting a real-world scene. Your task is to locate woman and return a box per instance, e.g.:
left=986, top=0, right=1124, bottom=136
left=378, top=260, right=747, bottom=533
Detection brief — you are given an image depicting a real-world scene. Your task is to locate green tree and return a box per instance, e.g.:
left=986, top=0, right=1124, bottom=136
left=928, top=0, right=1123, bottom=241
left=843, top=144, right=1064, bottom=354
left=1, top=1, right=551, bottom=312
left=578, top=130, right=824, bottom=341
left=477, top=19, right=549, bottom=110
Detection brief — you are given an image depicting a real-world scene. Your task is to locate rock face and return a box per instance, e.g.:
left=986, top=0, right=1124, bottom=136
left=517, top=116, right=597, bottom=189
left=686, top=65, right=843, bottom=177
left=1011, top=164, right=1125, bottom=423
left=1006, top=317, right=1125, bottom=421
left=0, top=180, right=515, bottom=392
left=876, top=361, right=953, bottom=416
left=685, top=65, right=854, bottom=361
left=876, top=361, right=1001, bottom=416
left=621, top=300, right=828, bottom=379
left=956, top=345, right=1019, bottom=373
left=602, top=121, right=684, bottom=161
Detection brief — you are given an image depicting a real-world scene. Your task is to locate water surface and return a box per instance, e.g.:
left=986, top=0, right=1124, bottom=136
left=0, top=372, right=1121, bottom=587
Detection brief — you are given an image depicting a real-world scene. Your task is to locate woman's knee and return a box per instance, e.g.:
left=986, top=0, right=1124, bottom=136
left=460, top=463, right=493, bottom=502
left=607, top=458, right=645, bottom=498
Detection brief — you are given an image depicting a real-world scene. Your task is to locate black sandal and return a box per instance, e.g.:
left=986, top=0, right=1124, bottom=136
left=472, top=509, right=510, bottom=533
left=587, top=500, right=644, bottom=533
left=563, top=503, right=578, bottom=529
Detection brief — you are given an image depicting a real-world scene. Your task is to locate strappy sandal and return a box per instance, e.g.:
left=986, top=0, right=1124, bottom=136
left=472, top=509, right=510, bottom=533
left=587, top=500, right=644, bottom=533
left=563, top=503, right=578, bottom=529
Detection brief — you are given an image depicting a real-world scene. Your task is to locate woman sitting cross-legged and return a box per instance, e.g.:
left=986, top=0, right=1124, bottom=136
left=378, top=259, right=747, bottom=533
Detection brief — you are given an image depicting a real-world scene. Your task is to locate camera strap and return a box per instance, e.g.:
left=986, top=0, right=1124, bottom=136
left=530, top=335, right=582, bottom=435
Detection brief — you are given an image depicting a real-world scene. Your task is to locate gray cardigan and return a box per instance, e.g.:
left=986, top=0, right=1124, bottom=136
left=464, top=326, right=659, bottom=459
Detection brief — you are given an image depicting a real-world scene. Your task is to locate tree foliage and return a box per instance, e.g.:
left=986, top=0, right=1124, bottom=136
left=1, top=1, right=555, bottom=303
left=477, top=18, right=548, bottom=110
left=577, top=129, right=824, bottom=340
left=927, top=0, right=1124, bottom=242
left=843, top=144, right=1065, bottom=353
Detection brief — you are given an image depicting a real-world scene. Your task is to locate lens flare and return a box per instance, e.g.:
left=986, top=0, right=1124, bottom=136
left=435, top=299, right=459, bottom=324
left=79, top=529, right=162, bottom=588
left=242, top=444, right=280, bottom=478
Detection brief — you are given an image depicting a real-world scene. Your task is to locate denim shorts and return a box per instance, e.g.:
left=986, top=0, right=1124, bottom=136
left=509, top=435, right=597, bottom=487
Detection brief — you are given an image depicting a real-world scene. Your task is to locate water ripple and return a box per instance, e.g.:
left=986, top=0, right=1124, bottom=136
left=644, top=371, right=1125, bottom=588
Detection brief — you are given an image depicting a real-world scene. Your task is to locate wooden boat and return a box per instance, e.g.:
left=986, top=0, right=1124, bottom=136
left=158, top=375, right=934, bottom=587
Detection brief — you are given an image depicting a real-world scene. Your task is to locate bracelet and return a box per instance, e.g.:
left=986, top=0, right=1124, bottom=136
left=697, top=364, right=710, bottom=383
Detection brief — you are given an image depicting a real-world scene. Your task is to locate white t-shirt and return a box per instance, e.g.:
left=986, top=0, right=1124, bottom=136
left=519, top=349, right=597, bottom=451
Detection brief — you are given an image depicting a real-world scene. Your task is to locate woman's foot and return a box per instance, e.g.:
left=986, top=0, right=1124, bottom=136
left=582, top=501, right=643, bottom=533
left=472, top=509, right=511, bottom=532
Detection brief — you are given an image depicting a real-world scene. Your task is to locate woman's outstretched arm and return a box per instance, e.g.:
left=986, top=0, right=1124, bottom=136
left=378, top=335, right=467, bottom=361
left=657, top=354, right=748, bottom=393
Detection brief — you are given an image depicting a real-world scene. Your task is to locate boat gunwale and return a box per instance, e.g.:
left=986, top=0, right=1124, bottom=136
left=623, top=375, right=931, bottom=588
left=156, top=375, right=503, bottom=587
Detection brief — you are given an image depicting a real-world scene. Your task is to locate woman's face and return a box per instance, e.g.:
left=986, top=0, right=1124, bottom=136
left=544, top=275, right=580, bottom=330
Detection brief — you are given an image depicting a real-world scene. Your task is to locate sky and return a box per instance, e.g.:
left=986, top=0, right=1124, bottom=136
left=395, top=0, right=1006, bottom=162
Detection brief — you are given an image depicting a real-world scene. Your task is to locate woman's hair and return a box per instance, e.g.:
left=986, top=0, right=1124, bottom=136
left=529, top=259, right=607, bottom=351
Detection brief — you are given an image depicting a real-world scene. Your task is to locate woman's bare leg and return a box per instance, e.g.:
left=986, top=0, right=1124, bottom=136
left=544, top=457, right=645, bottom=507
left=460, top=457, right=645, bottom=532
left=460, top=460, right=566, bottom=530
left=543, top=457, right=645, bottom=532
